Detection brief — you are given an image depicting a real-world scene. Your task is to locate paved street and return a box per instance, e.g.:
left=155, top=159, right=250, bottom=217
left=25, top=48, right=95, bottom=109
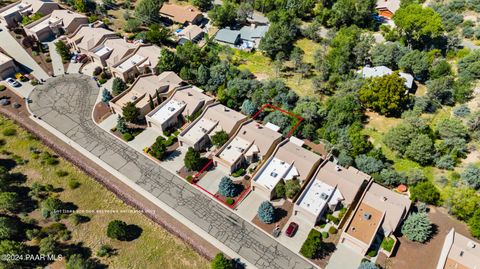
left=0, top=24, right=50, bottom=81
left=28, top=74, right=314, bottom=269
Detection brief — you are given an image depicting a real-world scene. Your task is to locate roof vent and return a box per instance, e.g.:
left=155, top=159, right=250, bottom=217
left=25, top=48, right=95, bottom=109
left=131, top=96, right=137, bottom=101
left=320, top=193, right=329, bottom=200
left=187, top=92, right=192, bottom=96
left=363, top=212, right=372, bottom=220
left=468, top=241, right=476, bottom=249
left=460, top=250, right=464, bottom=257
left=335, top=165, right=341, bottom=172
left=382, top=196, right=388, bottom=202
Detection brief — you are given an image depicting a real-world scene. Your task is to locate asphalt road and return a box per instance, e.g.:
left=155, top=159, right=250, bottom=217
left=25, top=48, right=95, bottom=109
left=28, top=74, right=314, bottom=269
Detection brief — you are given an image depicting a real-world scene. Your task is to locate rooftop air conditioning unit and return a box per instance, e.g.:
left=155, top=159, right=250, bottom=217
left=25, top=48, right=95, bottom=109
left=320, top=193, right=329, bottom=200
left=270, top=172, right=278, bottom=177
left=131, top=96, right=137, bottom=101
left=363, top=212, right=372, bottom=220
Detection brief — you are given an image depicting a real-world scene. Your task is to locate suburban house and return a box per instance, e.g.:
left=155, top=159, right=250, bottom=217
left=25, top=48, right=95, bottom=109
left=358, top=65, right=414, bottom=89
left=67, top=24, right=118, bottom=54
left=293, top=161, right=370, bottom=227
left=0, top=0, right=58, bottom=27
left=23, top=10, right=87, bottom=42
left=339, top=182, right=411, bottom=256
left=89, top=38, right=138, bottom=68
left=213, top=120, right=283, bottom=173
left=214, top=25, right=269, bottom=48
left=146, top=85, right=214, bottom=132
left=213, top=28, right=241, bottom=47
left=376, top=0, right=400, bottom=19
left=436, top=228, right=480, bottom=269
left=178, top=102, right=247, bottom=151
left=159, top=4, right=203, bottom=25
left=177, top=24, right=204, bottom=44
left=109, top=71, right=184, bottom=118
left=251, top=137, right=322, bottom=201
left=0, top=52, right=18, bottom=79
left=110, top=45, right=161, bottom=81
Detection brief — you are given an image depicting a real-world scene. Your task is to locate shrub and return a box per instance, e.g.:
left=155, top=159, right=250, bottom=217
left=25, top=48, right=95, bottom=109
left=68, top=178, right=81, bottom=190
left=106, top=220, right=129, bottom=240
left=321, top=232, right=329, bottom=239
left=274, top=181, right=286, bottom=198
left=381, top=237, right=395, bottom=252
left=328, top=227, right=337, bottom=234
left=231, top=168, right=245, bottom=177
left=326, top=214, right=339, bottom=225
left=93, top=67, right=102, bottom=76
left=257, top=201, right=275, bottom=224
left=225, top=198, right=234, bottom=205
left=211, top=253, right=234, bottom=269
left=70, top=214, right=89, bottom=226
left=358, top=261, right=379, bottom=269
left=454, top=105, right=471, bottom=117
left=184, top=147, right=206, bottom=171
left=123, top=133, right=133, bottom=141
left=211, top=130, right=229, bottom=147
left=150, top=136, right=167, bottom=160
left=98, top=78, right=107, bottom=84
left=45, top=57, right=51, bottom=63
left=186, top=175, right=194, bottom=183
left=410, top=181, right=440, bottom=205
left=0, top=85, right=5, bottom=91
left=300, top=229, right=323, bottom=259
left=367, top=249, right=377, bottom=257
left=97, top=244, right=114, bottom=258
left=2, top=128, right=16, bottom=136
left=285, top=179, right=301, bottom=199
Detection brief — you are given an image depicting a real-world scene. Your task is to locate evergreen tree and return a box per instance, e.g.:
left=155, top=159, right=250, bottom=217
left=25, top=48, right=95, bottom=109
left=257, top=201, right=275, bottom=224
left=401, top=212, right=432, bottom=243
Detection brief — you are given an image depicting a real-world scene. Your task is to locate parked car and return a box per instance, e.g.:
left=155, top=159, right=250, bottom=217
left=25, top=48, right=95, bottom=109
left=6, top=78, right=20, bottom=87
left=15, top=73, right=28, bottom=82
left=285, top=222, right=299, bottom=237
left=76, top=54, right=87, bottom=63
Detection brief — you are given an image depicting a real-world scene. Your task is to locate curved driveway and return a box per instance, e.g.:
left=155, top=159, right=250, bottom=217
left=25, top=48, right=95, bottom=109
left=28, top=75, right=313, bottom=269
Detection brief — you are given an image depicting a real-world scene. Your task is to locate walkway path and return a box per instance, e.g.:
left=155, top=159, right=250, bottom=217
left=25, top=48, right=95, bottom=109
left=28, top=74, right=314, bottom=269
left=47, top=41, right=65, bottom=76
left=0, top=24, right=50, bottom=81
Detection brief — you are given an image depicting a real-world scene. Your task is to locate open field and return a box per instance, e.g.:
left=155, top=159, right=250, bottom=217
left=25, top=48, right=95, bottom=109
left=0, top=116, right=209, bottom=269
left=235, top=38, right=320, bottom=97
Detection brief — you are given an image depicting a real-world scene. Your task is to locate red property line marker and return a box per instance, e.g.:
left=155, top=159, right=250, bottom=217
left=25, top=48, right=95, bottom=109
left=189, top=103, right=304, bottom=208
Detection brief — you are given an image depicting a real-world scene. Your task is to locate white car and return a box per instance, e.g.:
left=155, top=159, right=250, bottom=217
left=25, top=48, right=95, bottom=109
left=6, top=78, right=20, bottom=87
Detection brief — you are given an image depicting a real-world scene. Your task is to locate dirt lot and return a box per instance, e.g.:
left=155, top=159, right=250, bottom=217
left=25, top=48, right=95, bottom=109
left=377, top=206, right=471, bottom=269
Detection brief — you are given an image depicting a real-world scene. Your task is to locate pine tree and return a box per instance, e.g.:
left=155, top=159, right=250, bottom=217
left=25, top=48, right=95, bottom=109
left=401, top=212, right=432, bottom=243
left=116, top=117, right=128, bottom=134
left=257, top=201, right=275, bottom=224
left=148, top=94, right=154, bottom=110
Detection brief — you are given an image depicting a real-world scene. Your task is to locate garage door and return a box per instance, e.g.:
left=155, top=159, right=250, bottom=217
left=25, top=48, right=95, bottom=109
left=341, top=237, right=366, bottom=254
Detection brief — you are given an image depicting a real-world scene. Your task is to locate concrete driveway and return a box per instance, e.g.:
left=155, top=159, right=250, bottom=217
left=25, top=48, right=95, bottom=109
left=0, top=23, right=50, bottom=81
left=326, top=244, right=364, bottom=269
left=128, top=127, right=162, bottom=152
left=277, top=215, right=313, bottom=254
left=236, top=190, right=266, bottom=221
left=161, top=146, right=188, bottom=174
left=0, top=80, right=34, bottom=98
left=197, top=165, right=229, bottom=194
left=47, top=40, right=64, bottom=76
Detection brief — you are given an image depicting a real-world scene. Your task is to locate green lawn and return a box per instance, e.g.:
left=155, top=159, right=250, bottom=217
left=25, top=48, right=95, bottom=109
left=0, top=117, right=209, bottom=269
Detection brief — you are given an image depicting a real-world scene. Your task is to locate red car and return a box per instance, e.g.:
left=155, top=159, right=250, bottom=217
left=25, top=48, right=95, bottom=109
left=285, top=222, right=299, bottom=237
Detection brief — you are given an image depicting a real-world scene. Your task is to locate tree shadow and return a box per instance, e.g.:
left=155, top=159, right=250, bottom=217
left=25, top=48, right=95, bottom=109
left=275, top=207, right=289, bottom=222
left=0, top=158, right=17, bottom=171
left=318, top=242, right=336, bottom=259
left=125, top=224, right=143, bottom=241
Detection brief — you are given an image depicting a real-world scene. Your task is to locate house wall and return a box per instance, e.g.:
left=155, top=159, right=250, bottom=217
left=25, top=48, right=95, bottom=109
left=0, top=60, right=17, bottom=79
left=65, top=17, right=88, bottom=34
left=339, top=233, right=370, bottom=255
left=35, top=3, right=59, bottom=17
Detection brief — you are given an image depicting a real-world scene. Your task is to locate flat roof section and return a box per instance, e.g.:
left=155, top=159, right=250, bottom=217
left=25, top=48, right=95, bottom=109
left=345, top=203, right=383, bottom=245
left=94, top=45, right=111, bottom=57
left=254, top=157, right=299, bottom=191
left=298, top=180, right=336, bottom=216
left=150, top=99, right=186, bottom=125
left=445, top=230, right=480, bottom=269
left=0, top=52, right=13, bottom=65
left=182, top=117, right=217, bottom=144
left=219, top=136, right=252, bottom=165
left=115, top=53, right=146, bottom=72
